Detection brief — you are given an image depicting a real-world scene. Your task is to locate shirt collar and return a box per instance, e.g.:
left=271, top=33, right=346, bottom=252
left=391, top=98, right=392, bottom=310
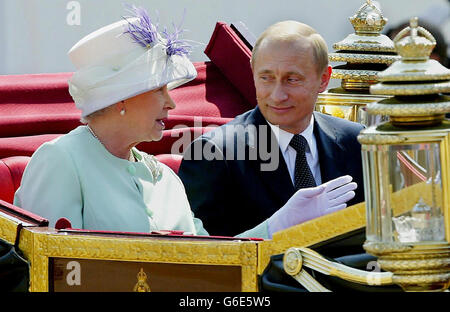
left=268, top=115, right=315, bottom=156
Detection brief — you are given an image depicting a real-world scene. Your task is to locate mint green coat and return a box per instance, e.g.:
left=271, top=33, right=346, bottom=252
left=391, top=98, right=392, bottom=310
left=14, top=126, right=268, bottom=238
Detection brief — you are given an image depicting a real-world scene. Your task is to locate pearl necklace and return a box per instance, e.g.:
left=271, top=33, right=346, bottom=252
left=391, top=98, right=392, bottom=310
left=86, top=125, right=135, bottom=162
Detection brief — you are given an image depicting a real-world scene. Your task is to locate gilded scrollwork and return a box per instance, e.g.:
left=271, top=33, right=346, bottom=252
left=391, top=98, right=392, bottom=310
left=370, top=81, right=450, bottom=96
left=31, top=255, right=49, bottom=292
left=378, top=257, right=450, bottom=271
left=283, top=248, right=303, bottom=276
left=333, top=42, right=394, bottom=53
left=363, top=242, right=413, bottom=256
left=366, top=101, right=450, bottom=116
left=28, top=233, right=259, bottom=292
left=377, top=70, right=450, bottom=82
left=43, top=235, right=252, bottom=264
left=331, top=69, right=379, bottom=81
left=329, top=53, right=399, bottom=64
left=392, top=273, right=450, bottom=285
left=0, top=217, right=18, bottom=244
left=357, top=133, right=407, bottom=145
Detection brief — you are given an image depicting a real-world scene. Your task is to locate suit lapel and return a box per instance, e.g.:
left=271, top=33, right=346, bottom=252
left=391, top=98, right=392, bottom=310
left=245, top=108, right=295, bottom=207
left=313, top=112, right=347, bottom=183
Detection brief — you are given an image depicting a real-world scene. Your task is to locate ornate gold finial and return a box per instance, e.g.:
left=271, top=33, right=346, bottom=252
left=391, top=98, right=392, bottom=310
left=329, top=1, right=397, bottom=92
left=133, top=268, right=151, bottom=292
left=371, top=18, right=450, bottom=91
left=349, top=0, right=387, bottom=35
left=410, top=16, right=418, bottom=28
left=368, top=18, right=450, bottom=126
left=393, top=17, right=436, bottom=62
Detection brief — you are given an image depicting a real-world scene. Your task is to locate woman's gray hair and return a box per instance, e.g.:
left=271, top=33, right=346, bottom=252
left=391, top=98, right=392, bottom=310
left=80, top=105, right=115, bottom=124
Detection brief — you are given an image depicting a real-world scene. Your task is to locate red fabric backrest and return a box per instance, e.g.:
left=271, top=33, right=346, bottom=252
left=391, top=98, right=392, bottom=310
left=0, top=72, right=82, bottom=137
left=0, top=72, right=73, bottom=103
left=0, top=160, right=15, bottom=204
left=0, top=156, right=30, bottom=203
left=0, top=134, right=62, bottom=158
left=168, top=62, right=253, bottom=118
left=204, top=22, right=257, bottom=107
left=0, top=62, right=251, bottom=138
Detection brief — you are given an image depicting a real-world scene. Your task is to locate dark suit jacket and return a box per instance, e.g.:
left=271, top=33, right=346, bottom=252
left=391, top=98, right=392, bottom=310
left=178, top=107, right=365, bottom=237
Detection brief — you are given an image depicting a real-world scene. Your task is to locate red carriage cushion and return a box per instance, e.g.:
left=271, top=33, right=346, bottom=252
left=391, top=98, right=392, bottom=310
left=204, top=22, right=257, bottom=108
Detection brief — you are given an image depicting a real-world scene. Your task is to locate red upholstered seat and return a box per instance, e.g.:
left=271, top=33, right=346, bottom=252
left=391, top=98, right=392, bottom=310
left=0, top=156, right=30, bottom=204
left=0, top=153, right=185, bottom=229
left=155, top=154, right=183, bottom=174
left=0, top=151, right=192, bottom=209
left=0, top=127, right=214, bottom=202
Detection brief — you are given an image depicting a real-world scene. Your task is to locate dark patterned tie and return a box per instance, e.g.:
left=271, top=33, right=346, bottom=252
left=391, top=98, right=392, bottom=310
left=289, top=134, right=316, bottom=190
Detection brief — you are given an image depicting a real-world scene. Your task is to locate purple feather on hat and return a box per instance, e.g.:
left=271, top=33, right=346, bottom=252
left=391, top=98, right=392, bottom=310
left=122, top=4, right=191, bottom=56
left=123, top=4, right=159, bottom=48
left=161, top=9, right=192, bottom=56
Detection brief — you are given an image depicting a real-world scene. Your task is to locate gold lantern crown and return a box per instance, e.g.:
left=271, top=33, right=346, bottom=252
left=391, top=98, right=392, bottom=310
left=368, top=17, right=450, bottom=126
left=329, top=0, right=398, bottom=92
left=349, top=0, right=387, bottom=35
left=394, top=17, right=436, bottom=62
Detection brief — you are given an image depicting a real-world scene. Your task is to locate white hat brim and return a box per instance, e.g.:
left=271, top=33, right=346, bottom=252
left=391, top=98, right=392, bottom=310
left=68, top=44, right=197, bottom=117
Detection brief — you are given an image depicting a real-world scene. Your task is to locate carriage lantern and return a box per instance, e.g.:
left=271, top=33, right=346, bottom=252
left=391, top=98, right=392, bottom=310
left=358, top=17, right=450, bottom=291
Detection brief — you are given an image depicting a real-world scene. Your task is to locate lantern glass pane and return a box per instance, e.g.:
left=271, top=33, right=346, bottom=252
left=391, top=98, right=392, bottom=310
left=357, top=106, right=389, bottom=127
left=363, top=142, right=446, bottom=243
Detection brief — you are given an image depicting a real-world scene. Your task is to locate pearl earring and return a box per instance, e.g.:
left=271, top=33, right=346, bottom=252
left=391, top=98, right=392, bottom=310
left=120, top=109, right=125, bottom=116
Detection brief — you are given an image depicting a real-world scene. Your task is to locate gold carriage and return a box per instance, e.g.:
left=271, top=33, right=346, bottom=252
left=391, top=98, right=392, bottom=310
left=1, top=1, right=450, bottom=293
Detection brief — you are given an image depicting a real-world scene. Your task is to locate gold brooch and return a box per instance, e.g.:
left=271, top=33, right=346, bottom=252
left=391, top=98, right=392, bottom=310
left=143, top=154, right=163, bottom=182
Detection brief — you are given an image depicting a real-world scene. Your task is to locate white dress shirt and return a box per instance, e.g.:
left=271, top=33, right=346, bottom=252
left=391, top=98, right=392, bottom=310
left=268, top=115, right=322, bottom=186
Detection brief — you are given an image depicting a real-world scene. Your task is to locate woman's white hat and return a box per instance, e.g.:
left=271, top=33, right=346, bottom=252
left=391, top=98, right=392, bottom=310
left=67, top=6, right=197, bottom=117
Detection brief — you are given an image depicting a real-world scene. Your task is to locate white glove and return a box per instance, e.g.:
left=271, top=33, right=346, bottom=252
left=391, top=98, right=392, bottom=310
left=267, top=175, right=357, bottom=238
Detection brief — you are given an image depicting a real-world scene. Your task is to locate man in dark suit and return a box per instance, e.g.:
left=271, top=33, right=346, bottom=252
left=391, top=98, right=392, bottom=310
left=178, top=21, right=364, bottom=238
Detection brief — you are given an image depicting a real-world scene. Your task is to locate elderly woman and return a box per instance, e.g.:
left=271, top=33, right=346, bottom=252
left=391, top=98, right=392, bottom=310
left=14, top=7, right=356, bottom=239
left=14, top=7, right=209, bottom=235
